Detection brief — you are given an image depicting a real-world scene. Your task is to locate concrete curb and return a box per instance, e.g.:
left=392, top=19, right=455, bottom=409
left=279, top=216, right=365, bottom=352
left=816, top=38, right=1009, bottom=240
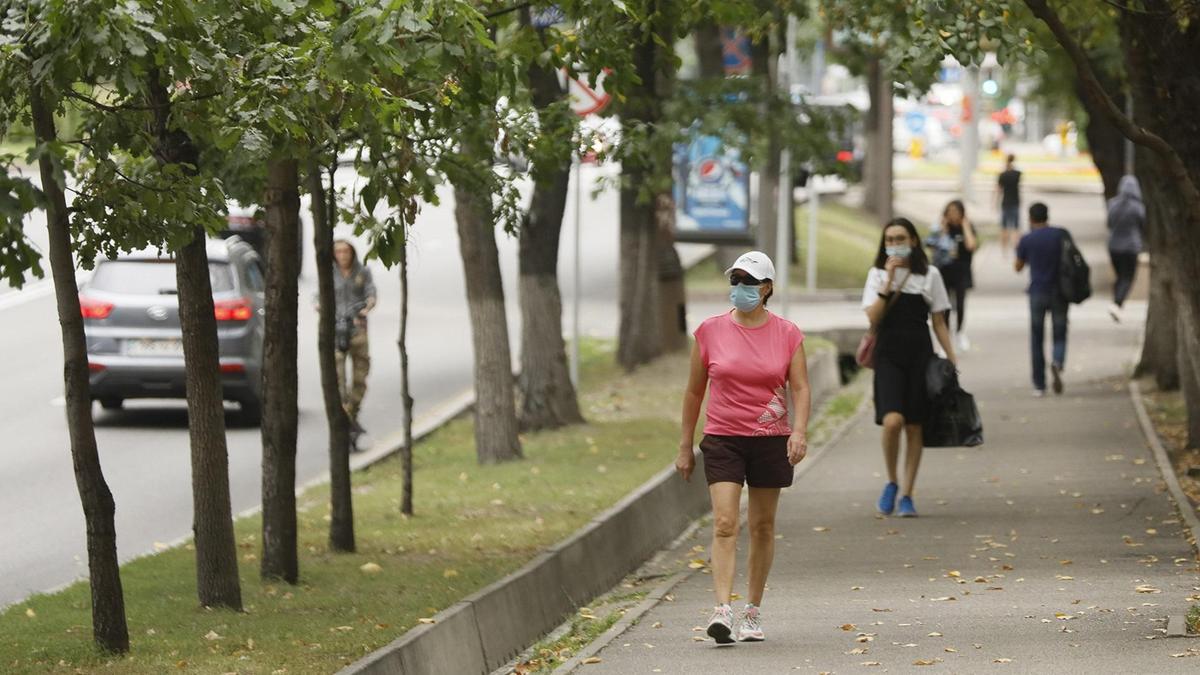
left=338, top=348, right=841, bottom=675
left=552, top=384, right=870, bottom=674
left=1128, top=380, right=1200, bottom=556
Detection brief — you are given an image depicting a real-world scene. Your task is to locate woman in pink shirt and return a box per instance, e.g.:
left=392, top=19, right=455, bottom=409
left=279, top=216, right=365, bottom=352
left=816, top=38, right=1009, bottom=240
left=676, top=251, right=811, bottom=645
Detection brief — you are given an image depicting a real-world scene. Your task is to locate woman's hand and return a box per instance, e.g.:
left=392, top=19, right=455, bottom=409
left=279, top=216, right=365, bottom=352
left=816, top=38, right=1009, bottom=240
left=787, top=431, right=808, bottom=465
left=675, top=442, right=696, bottom=482
left=884, top=256, right=907, bottom=287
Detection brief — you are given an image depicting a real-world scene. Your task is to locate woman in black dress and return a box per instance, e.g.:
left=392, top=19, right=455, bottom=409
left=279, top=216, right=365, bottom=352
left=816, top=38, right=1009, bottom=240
left=863, top=218, right=957, bottom=517
left=928, top=200, right=978, bottom=351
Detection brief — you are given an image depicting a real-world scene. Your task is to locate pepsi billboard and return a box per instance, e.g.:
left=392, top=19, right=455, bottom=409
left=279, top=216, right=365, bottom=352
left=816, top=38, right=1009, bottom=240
left=672, top=133, right=752, bottom=243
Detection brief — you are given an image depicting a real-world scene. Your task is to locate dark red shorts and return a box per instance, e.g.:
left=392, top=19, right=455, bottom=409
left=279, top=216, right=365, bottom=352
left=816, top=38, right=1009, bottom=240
left=699, top=435, right=793, bottom=488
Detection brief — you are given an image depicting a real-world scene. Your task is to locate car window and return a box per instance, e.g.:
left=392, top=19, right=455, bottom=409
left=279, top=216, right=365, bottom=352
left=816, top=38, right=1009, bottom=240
left=89, top=260, right=235, bottom=295
left=245, top=259, right=265, bottom=292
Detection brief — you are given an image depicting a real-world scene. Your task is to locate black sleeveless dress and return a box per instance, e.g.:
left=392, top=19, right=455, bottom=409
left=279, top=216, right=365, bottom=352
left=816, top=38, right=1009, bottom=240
left=873, top=292, right=934, bottom=425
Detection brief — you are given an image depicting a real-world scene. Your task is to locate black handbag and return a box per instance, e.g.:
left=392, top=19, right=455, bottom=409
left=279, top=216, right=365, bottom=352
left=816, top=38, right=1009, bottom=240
left=925, top=356, right=959, bottom=401
left=924, top=386, right=983, bottom=448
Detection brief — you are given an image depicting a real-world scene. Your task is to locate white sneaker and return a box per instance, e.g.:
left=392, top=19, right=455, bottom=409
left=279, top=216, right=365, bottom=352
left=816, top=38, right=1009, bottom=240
left=1032, top=389, right=1046, bottom=398
left=957, top=332, right=971, bottom=352
left=1108, top=303, right=1121, bottom=323
left=706, top=604, right=735, bottom=645
left=737, top=604, right=764, bottom=642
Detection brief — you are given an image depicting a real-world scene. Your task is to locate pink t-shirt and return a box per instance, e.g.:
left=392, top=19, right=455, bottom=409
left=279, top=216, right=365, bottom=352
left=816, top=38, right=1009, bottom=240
left=694, top=311, right=804, bottom=437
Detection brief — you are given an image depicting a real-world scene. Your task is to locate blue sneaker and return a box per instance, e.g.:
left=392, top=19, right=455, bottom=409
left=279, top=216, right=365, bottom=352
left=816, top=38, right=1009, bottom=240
left=896, top=496, right=917, bottom=518
left=877, top=482, right=899, bottom=515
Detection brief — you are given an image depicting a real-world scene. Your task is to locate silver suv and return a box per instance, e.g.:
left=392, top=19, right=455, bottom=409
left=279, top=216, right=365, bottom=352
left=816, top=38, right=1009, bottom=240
left=81, top=237, right=266, bottom=423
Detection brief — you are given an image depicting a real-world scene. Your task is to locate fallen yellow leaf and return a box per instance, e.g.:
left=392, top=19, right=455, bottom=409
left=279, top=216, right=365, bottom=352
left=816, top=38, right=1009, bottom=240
left=360, top=562, right=383, bottom=575
left=582, top=656, right=602, bottom=664
left=24, top=608, right=35, bottom=619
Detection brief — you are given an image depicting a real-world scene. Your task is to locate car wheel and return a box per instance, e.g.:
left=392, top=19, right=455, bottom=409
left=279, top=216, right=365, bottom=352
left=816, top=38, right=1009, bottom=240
left=238, top=394, right=262, bottom=427
left=99, top=397, right=123, bottom=411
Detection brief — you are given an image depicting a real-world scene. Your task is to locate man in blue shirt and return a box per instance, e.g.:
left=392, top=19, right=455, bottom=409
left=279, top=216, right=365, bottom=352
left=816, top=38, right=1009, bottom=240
left=1014, top=202, right=1068, bottom=397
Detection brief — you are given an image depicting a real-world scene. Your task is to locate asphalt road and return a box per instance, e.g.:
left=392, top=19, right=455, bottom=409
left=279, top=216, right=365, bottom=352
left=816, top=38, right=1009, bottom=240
left=0, top=162, right=700, bottom=607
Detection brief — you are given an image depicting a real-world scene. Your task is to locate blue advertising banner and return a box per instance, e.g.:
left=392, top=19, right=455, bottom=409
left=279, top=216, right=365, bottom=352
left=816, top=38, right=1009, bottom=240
left=672, top=134, right=752, bottom=243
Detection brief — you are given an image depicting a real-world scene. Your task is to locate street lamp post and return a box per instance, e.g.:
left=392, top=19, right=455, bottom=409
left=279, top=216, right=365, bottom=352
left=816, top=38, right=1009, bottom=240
left=775, top=14, right=798, bottom=317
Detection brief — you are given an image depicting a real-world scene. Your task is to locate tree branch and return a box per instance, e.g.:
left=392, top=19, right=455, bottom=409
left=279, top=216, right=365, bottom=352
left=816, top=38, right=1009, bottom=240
left=483, top=1, right=532, bottom=20
left=77, top=141, right=174, bottom=194
left=64, top=88, right=219, bottom=113
left=1023, top=0, right=1200, bottom=209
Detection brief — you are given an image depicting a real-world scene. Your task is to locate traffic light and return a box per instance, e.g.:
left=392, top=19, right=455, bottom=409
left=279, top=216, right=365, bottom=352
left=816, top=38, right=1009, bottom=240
left=981, top=65, right=999, bottom=97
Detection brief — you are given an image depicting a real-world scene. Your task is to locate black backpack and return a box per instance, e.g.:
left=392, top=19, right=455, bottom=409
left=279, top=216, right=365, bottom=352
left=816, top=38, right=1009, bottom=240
left=1058, top=229, right=1091, bottom=304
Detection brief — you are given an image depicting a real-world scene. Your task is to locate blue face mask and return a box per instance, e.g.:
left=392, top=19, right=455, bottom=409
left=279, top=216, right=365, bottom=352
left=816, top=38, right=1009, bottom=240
left=730, top=283, right=762, bottom=312
left=885, top=245, right=912, bottom=258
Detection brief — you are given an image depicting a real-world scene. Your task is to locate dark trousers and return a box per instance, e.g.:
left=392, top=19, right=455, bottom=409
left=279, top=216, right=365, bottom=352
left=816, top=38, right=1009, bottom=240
left=942, top=285, right=967, bottom=332
left=1109, top=250, right=1138, bottom=307
left=1029, top=292, right=1068, bottom=391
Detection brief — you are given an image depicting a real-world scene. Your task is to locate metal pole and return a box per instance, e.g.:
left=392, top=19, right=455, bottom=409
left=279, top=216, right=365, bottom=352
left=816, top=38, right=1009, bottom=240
left=775, top=15, right=795, bottom=317
left=570, top=155, right=581, bottom=387
left=960, top=66, right=980, bottom=203
left=806, top=169, right=818, bottom=293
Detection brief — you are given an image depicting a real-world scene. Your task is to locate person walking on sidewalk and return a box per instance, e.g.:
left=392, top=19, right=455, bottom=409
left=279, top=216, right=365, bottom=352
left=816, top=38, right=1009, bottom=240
left=676, top=251, right=811, bottom=646
left=864, top=218, right=957, bottom=518
left=1106, top=175, right=1145, bottom=323
left=996, top=154, right=1023, bottom=255
left=332, top=239, right=376, bottom=448
left=1015, top=203, right=1069, bottom=397
left=926, top=200, right=977, bottom=351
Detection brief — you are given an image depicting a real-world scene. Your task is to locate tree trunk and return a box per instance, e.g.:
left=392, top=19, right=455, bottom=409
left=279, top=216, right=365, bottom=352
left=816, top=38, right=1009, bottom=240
left=1114, top=5, right=1200, bottom=448
left=454, top=177, right=522, bottom=464
left=309, top=162, right=356, bottom=546
left=696, top=23, right=746, bottom=273
left=618, top=172, right=663, bottom=370
left=863, top=57, right=894, bottom=221
left=1075, top=77, right=1126, bottom=199
left=517, top=8, right=585, bottom=432
left=176, top=227, right=243, bottom=609
left=1177, top=308, right=1200, bottom=449
left=617, top=1, right=672, bottom=371
left=517, top=162, right=585, bottom=430
left=694, top=20, right=725, bottom=78
left=144, top=69, right=242, bottom=610
left=657, top=193, right=687, bottom=353
left=30, top=86, right=129, bottom=654
left=260, top=158, right=301, bottom=580
left=1133, top=145, right=1179, bottom=389
left=399, top=241, right=414, bottom=515
left=751, top=31, right=780, bottom=257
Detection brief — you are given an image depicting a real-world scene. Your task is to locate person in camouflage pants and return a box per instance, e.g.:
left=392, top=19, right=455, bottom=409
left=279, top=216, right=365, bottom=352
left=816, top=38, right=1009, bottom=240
left=332, top=240, right=376, bottom=446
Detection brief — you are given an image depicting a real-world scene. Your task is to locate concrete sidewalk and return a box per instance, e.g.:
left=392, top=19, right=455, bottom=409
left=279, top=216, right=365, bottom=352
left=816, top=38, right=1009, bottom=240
left=583, top=188, right=1200, bottom=672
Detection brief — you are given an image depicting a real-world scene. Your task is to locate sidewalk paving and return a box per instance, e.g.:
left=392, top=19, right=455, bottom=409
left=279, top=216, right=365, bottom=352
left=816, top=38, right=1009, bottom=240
left=584, top=187, right=1199, bottom=673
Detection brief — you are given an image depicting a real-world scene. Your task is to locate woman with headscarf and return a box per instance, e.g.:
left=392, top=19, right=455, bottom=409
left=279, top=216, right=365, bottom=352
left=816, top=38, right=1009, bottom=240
left=1106, top=175, right=1145, bottom=322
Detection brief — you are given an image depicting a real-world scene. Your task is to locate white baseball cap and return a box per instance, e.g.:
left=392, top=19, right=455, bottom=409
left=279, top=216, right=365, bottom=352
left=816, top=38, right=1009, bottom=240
left=724, top=250, right=776, bottom=281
